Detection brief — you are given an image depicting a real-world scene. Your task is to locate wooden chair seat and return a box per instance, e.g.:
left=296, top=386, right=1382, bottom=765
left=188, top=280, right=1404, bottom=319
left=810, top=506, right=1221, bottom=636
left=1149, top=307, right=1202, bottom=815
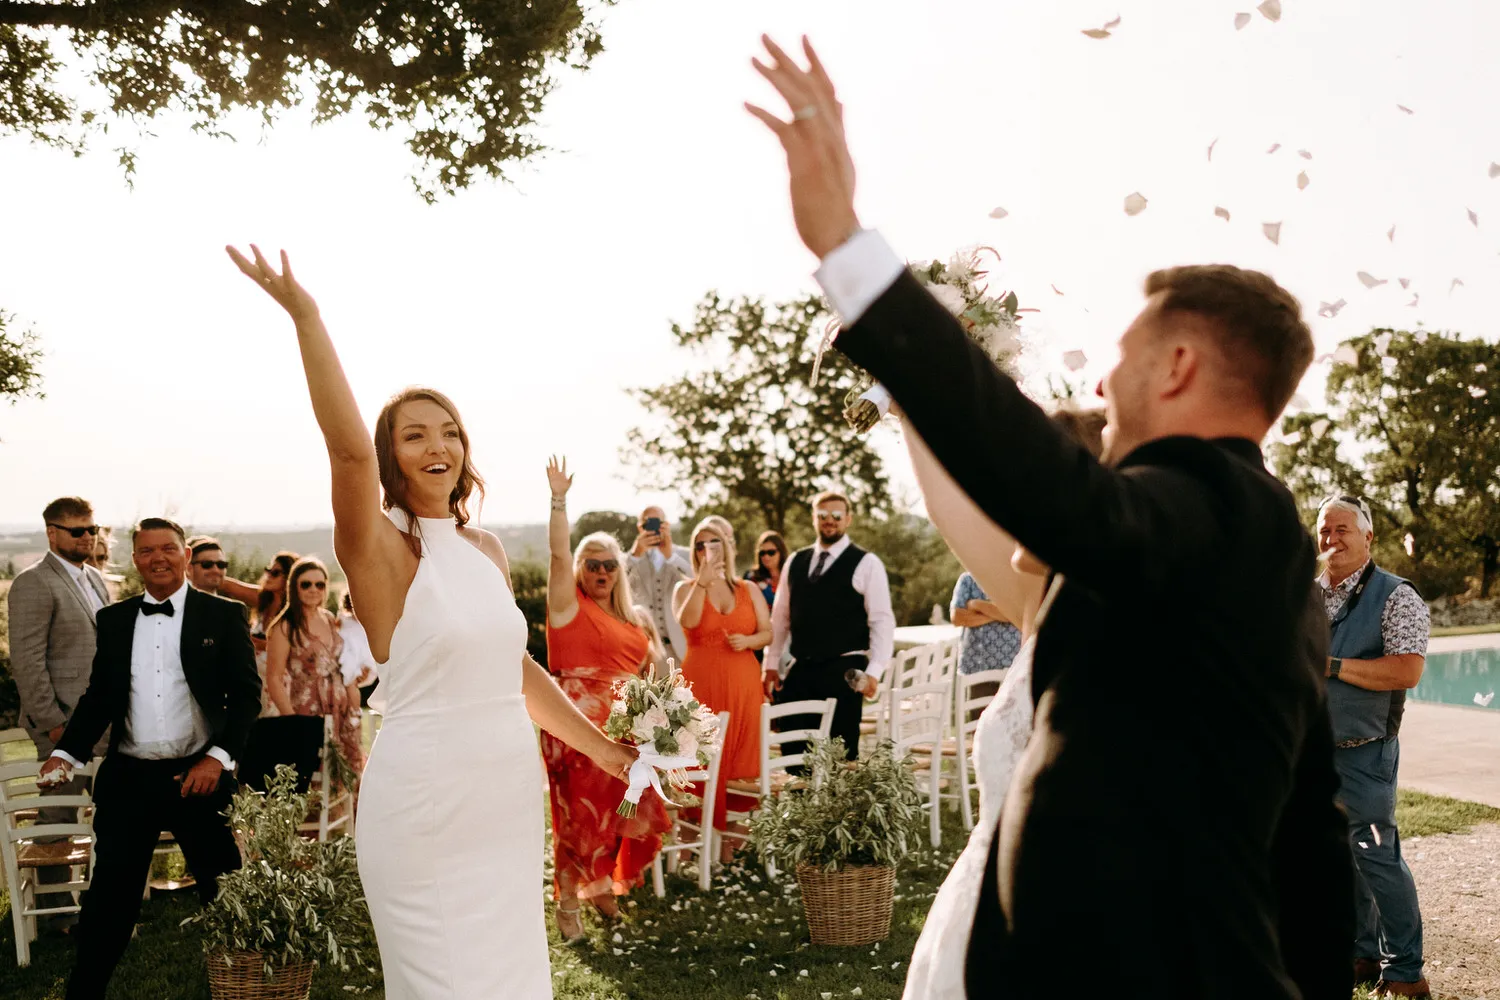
left=908, top=737, right=965, bottom=758
left=16, top=840, right=91, bottom=869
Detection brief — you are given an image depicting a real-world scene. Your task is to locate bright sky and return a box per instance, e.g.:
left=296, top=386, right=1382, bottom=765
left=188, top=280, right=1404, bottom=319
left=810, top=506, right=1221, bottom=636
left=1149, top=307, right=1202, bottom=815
left=1, top=0, right=1496, bottom=529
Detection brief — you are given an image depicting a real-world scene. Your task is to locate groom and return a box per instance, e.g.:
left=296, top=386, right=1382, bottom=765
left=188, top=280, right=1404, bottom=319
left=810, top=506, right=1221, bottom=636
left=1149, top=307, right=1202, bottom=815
left=746, top=37, right=1354, bottom=999
left=39, top=517, right=261, bottom=1000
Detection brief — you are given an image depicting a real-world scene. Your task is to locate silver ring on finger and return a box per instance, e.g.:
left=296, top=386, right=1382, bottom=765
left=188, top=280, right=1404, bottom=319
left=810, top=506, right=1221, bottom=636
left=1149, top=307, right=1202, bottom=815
left=793, top=104, right=818, bottom=122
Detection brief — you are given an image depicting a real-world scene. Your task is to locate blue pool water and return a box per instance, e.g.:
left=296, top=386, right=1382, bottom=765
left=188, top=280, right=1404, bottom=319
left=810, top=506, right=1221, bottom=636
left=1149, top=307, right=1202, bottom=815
left=1413, top=647, right=1498, bottom=710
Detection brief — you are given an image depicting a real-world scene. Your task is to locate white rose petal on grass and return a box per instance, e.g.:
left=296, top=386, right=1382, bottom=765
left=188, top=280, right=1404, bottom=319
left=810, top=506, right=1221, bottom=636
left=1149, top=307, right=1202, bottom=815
left=1262, top=221, right=1282, bottom=244
left=1063, top=350, right=1088, bottom=371
left=1215, top=206, right=1231, bottom=221
left=1357, top=271, right=1387, bottom=289
left=1317, top=299, right=1346, bottom=318
left=1258, top=0, right=1282, bottom=21
left=1235, top=11, right=1252, bottom=29
left=1124, top=192, right=1148, bottom=215
left=989, top=206, right=1010, bottom=219
left=1332, top=344, right=1360, bottom=366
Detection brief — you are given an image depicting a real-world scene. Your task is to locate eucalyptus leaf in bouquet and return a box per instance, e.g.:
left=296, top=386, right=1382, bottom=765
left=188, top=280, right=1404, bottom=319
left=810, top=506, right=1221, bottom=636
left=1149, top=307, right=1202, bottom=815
left=604, top=661, right=723, bottom=817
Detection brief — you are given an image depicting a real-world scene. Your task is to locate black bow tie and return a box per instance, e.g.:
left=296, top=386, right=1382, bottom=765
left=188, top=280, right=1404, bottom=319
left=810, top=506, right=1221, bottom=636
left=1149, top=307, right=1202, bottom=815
left=141, top=601, right=175, bottom=618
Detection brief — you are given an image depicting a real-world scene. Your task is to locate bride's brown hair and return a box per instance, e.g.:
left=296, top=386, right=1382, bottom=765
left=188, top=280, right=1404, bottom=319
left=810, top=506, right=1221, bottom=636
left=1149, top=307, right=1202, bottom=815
left=373, top=388, right=486, bottom=551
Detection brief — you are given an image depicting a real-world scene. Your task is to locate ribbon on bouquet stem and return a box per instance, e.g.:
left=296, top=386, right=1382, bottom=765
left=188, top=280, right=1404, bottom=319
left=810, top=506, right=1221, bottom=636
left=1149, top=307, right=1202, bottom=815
left=618, top=749, right=700, bottom=818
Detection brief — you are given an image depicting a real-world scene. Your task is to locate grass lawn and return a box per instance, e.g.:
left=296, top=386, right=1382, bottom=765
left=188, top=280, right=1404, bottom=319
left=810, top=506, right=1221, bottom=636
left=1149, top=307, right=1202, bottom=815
left=3, top=788, right=1495, bottom=999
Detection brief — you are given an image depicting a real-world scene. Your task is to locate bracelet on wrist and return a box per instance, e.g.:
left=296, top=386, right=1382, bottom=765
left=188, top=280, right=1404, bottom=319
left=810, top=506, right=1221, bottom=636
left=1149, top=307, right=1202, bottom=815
left=550, top=497, right=566, bottom=511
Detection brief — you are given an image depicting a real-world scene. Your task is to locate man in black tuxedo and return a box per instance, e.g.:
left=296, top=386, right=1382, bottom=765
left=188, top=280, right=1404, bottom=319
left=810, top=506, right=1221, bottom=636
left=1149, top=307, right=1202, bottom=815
left=40, top=517, right=261, bottom=1000
left=746, top=37, right=1353, bottom=999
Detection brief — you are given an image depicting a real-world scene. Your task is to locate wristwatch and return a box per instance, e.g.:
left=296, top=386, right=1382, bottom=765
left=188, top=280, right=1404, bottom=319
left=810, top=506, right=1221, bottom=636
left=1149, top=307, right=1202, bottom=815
left=1328, top=657, right=1343, bottom=679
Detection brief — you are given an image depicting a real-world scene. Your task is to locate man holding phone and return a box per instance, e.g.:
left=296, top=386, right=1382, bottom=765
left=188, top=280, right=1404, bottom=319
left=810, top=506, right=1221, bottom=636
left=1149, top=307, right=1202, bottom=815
left=626, top=505, right=693, bottom=667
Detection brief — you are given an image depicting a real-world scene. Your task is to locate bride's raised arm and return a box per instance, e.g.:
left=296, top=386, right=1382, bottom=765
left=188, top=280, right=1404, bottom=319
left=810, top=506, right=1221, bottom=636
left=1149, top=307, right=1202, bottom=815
left=226, top=245, right=411, bottom=645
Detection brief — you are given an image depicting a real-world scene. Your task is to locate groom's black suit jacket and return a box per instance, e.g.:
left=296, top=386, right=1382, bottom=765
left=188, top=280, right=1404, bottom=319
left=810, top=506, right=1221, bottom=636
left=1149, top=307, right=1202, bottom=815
left=837, top=272, right=1354, bottom=999
left=57, top=587, right=261, bottom=764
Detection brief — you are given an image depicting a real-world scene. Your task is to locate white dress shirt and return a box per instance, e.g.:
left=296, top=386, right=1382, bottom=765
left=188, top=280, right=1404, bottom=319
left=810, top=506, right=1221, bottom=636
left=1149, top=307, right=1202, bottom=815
left=765, top=534, right=896, bottom=680
left=814, top=229, right=907, bottom=326
left=49, top=550, right=105, bottom=616
left=52, top=580, right=233, bottom=769
left=338, top=615, right=377, bottom=686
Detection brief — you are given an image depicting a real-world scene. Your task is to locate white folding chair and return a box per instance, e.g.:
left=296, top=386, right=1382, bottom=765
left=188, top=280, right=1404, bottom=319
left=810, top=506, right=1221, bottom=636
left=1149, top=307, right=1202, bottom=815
left=722, top=698, right=838, bottom=869
left=953, top=669, right=1007, bottom=832
left=873, top=647, right=923, bottom=742
left=1, top=758, right=98, bottom=967
left=891, top=680, right=953, bottom=848
left=651, top=711, right=730, bottom=896
left=299, top=716, right=354, bottom=842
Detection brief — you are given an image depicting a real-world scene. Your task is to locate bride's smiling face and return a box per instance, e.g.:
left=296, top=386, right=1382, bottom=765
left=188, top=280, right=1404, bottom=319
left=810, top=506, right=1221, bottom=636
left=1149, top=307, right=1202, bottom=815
left=393, top=399, right=464, bottom=507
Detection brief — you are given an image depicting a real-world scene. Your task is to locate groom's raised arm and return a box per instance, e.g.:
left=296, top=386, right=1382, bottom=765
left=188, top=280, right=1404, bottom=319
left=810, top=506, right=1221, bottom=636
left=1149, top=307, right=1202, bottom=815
left=823, top=231, right=1215, bottom=598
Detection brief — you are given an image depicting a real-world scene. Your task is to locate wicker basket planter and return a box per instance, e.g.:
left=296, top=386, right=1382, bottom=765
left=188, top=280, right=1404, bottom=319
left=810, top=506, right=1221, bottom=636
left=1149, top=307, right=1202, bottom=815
left=206, top=952, right=314, bottom=1000
left=795, top=862, right=895, bottom=945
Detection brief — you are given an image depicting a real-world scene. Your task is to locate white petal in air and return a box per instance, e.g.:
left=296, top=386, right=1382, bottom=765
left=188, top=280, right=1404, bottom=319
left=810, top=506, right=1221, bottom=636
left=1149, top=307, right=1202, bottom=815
left=1490, top=163, right=1500, bottom=179
left=1289, top=393, right=1310, bottom=410
left=1398, top=278, right=1410, bottom=289
left=1397, top=104, right=1414, bottom=114
left=1476, top=692, right=1496, bottom=708
left=1258, top=0, right=1282, bottom=21
left=1081, top=28, right=1112, bottom=39
left=1124, top=192, right=1149, bottom=216
left=1311, top=418, right=1331, bottom=438
left=1267, top=143, right=1281, bottom=154
left=1468, top=208, right=1480, bottom=227
left=1051, top=284, right=1065, bottom=296
left=1207, top=137, right=1219, bottom=161
left=1214, top=205, right=1231, bottom=221
left=1317, top=299, right=1346, bottom=318
left=1104, top=15, right=1122, bottom=29
left=1063, top=350, right=1088, bottom=371
left=1407, top=295, right=1420, bottom=308
left=1297, top=171, right=1310, bottom=190
left=1451, top=278, right=1466, bottom=292
left=989, top=206, right=1010, bottom=219
left=1333, top=344, right=1360, bottom=366
left=1298, top=149, right=1313, bottom=160
left=1262, top=221, right=1282, bottom=244
left=1357, top=271, right=1387, bottom=289
left=1234, top=12, right=1252, bottom=29
left=1388, top=225, right=1397, bottom=242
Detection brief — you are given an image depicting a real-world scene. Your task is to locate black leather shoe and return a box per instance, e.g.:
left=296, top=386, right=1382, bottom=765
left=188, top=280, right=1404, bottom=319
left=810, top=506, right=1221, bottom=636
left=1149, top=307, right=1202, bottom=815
left=1353, top=958, right=1383, bottom=986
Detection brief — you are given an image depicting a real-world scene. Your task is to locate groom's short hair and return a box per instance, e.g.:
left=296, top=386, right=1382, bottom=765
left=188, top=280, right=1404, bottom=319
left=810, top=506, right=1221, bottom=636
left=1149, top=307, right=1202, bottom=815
left=1144, top=265, right=1313, bottom=420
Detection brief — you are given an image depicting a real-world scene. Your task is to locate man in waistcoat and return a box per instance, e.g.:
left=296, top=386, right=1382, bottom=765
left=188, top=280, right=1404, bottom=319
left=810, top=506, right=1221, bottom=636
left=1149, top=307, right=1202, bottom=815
left=765, top=489, right=894, bottom=760
left=1317, top=494, right=1431, bottom=999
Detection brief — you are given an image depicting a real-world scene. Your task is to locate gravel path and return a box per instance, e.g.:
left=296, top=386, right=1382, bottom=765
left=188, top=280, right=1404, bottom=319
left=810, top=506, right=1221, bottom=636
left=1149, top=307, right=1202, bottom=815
left=1410, top=822, right=1500, bottom=999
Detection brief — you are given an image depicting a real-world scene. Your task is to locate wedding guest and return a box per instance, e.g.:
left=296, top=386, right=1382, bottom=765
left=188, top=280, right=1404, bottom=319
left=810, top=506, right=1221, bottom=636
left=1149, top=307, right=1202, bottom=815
left=248, top=557, right=364, bottom=793
left=186, top=536, right=230, bottom=595
left=38, top=517, right=259, bottom=1000
left=764, top=489, right=894, bottom=761
left=1317, top=494, right=1430, bottom=998
left=6, top=496, right=112, bottom=931
left=746, top=530, right=789, bottom=608
left=745, top=38, right=1353, bottom=999
left=543, top=458, right=671, bottom=941
left=85, top=526, right=113, bottom=574
left=625, top=504, right=692, bottom=667
left=228, top=551, right=299, bottom=788
left=338, top=592, right=380, bottom=706
left=950, top=570, right=1022, bottom=696
left=674, top=517, right=772, bottom=852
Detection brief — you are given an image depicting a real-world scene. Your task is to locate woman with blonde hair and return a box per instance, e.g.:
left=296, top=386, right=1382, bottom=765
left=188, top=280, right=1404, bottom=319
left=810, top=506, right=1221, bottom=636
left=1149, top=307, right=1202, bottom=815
left=674, top=516, right=771, bottom=854
left=543, top=457, right=671, bottom=941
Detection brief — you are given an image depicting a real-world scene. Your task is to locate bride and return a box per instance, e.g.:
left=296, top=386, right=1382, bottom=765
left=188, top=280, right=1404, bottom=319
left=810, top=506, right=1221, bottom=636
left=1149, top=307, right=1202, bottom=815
left=228, top=245, right=636, bottom=999
left=899, top=407, right=1105, bottom=1000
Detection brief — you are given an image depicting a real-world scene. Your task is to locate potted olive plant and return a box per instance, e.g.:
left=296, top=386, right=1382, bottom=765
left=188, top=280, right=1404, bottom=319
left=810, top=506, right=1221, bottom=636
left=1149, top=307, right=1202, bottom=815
left=184, top=765, right=368, bottom=1000
left=749, top=738, right=925, bottom=946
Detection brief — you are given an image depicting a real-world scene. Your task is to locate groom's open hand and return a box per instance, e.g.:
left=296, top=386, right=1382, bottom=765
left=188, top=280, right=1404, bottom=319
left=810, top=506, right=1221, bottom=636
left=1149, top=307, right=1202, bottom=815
left=746, top=35, right=860, bottom=260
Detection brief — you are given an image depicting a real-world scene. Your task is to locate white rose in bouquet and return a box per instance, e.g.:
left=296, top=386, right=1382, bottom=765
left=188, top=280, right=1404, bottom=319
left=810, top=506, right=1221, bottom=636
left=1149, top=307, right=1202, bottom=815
left=929, top=283, right=968, bottom=316
left=635, top=705, right=670, bottom=743
left=675, top=728, right=700, bottom=762
left=671, top=687, right=695, bottom=706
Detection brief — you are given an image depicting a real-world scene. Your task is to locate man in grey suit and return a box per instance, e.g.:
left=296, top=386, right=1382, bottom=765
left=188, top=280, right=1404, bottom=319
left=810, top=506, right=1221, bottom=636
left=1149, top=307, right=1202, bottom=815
left=6, top=496, right=112, bottom=929
left=624, top=505, right=692, bottom=667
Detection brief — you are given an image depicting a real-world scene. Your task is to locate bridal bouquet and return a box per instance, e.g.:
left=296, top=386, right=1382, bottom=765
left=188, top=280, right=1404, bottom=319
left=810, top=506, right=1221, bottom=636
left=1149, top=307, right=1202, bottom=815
left=604, top=663, right=723, bottom=818
left=814, top=247, right=1029, bottom=433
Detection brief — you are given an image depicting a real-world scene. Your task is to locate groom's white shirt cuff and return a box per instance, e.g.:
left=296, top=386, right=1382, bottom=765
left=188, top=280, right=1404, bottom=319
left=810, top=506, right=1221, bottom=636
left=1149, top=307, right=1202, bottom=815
left=51, top=744, right=234, bottom=769
left=814, top=229, right=905, bottom=326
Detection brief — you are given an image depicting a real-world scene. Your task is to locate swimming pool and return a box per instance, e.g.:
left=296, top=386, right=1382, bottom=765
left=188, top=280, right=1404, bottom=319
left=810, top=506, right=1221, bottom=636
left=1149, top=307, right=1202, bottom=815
left=1413, top=646, right=1498, bottom=710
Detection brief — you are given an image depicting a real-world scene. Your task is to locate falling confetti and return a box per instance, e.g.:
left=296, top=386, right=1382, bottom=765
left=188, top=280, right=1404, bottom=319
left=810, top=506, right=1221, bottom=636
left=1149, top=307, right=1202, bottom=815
left=1398, top=278, right=1411, bottom=289
left=1332, top=344, right=1360, bottom=366
left=1214, top=206, right=1232, bottom=221
left=1468, top=208, right=1479, bottom=227
left=1387, top=225, right=1396, bottom=242
left=989, top=206, right=1010, bottom=219
left=1234, top=11, right=1252, bottom=29
left=1298, top=149, right=1313, bottom=160
left=1407, top=295, right=1420, bottom=307
left=1267, top=143, right=1281, bottom=154
left=1317, top=299, right=1346, bottom=318
left=1371, top=825, right=1383, bottom=847
left=1262, top=221, right=1282, bottom=244
left=1103, top=15, right=1122, bottom=29
left=1297, top=171, right=1310, bottom=190
left=1374, top=332, right=1393, bottom=353
left=1358, top=841, right=1369, bottom=849
left=1397, top=104, right=1414, bottom=114
left=1207, top=137, right=1219, bottom=161
left=1476, top=692, right=1496, bottom=708
left=1124, top=192, right=1149, bottom=215
left=1258, top=0, right=1282, bottom=21
left=1415, top=331, right=1428, bottom=343
left=1081, top=28, right=1112, bottom=39
left=1063, top=350, right=1088, bottom=371
left=1289, top=393, right=1310, bottom=410
left=1051, top=284, right=1065, bottom=295
left=1404, top=533, right=1416, bottom=557
left=1281, top=431, right=1302, bottom=445
left=1451, top=278, right=1465, bottom=292
left=1311, top=418, right=1331, bottom=438
left=1490, top=163, right=1500, bottom=178
left=1357, top=271, right=1387, bottom=289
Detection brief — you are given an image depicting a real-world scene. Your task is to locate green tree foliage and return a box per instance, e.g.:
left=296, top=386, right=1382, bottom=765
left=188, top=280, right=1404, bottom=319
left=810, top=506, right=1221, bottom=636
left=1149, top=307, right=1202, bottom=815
left=0, top=1, right=607, bottom=201
left=624, top=292, right=892, bottom=537
left=570, top=510, right=638, bottom=553
left=510, top=560, right=549, bottom=666
left=0, top=309, right=44, bottom=406
left=1268, top=328, right=1500, bottom=597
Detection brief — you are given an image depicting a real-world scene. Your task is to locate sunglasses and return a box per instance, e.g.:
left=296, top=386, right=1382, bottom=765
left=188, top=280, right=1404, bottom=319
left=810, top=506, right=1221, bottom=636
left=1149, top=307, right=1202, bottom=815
left=584, top=559, right=619, bottom=574
left=264, top=567, right=284, bottom=578
left=194, top=560, right=229, bottom=570
left=758, top=549, right=779, bottom=559
left=299, top=580, right=328, bottom=591
left=49, top=523, right=100, bottom=538
left=815, top=511, right=847, bottom=522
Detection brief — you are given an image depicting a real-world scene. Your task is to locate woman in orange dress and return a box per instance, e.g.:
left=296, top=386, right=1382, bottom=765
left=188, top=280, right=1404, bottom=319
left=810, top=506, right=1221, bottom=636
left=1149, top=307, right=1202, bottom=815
left=542, top=458, right=671, bottom=942
left=673, top=517, right=772, bottom=855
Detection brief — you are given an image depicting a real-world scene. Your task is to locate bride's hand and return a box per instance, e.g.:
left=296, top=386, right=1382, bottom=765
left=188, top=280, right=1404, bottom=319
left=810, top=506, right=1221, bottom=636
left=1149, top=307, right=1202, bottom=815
left=226, top=244, right=320, bottom=323
left=591, top=740, right=636, bottom=784
left=546, top=455, right=574, bottom=498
